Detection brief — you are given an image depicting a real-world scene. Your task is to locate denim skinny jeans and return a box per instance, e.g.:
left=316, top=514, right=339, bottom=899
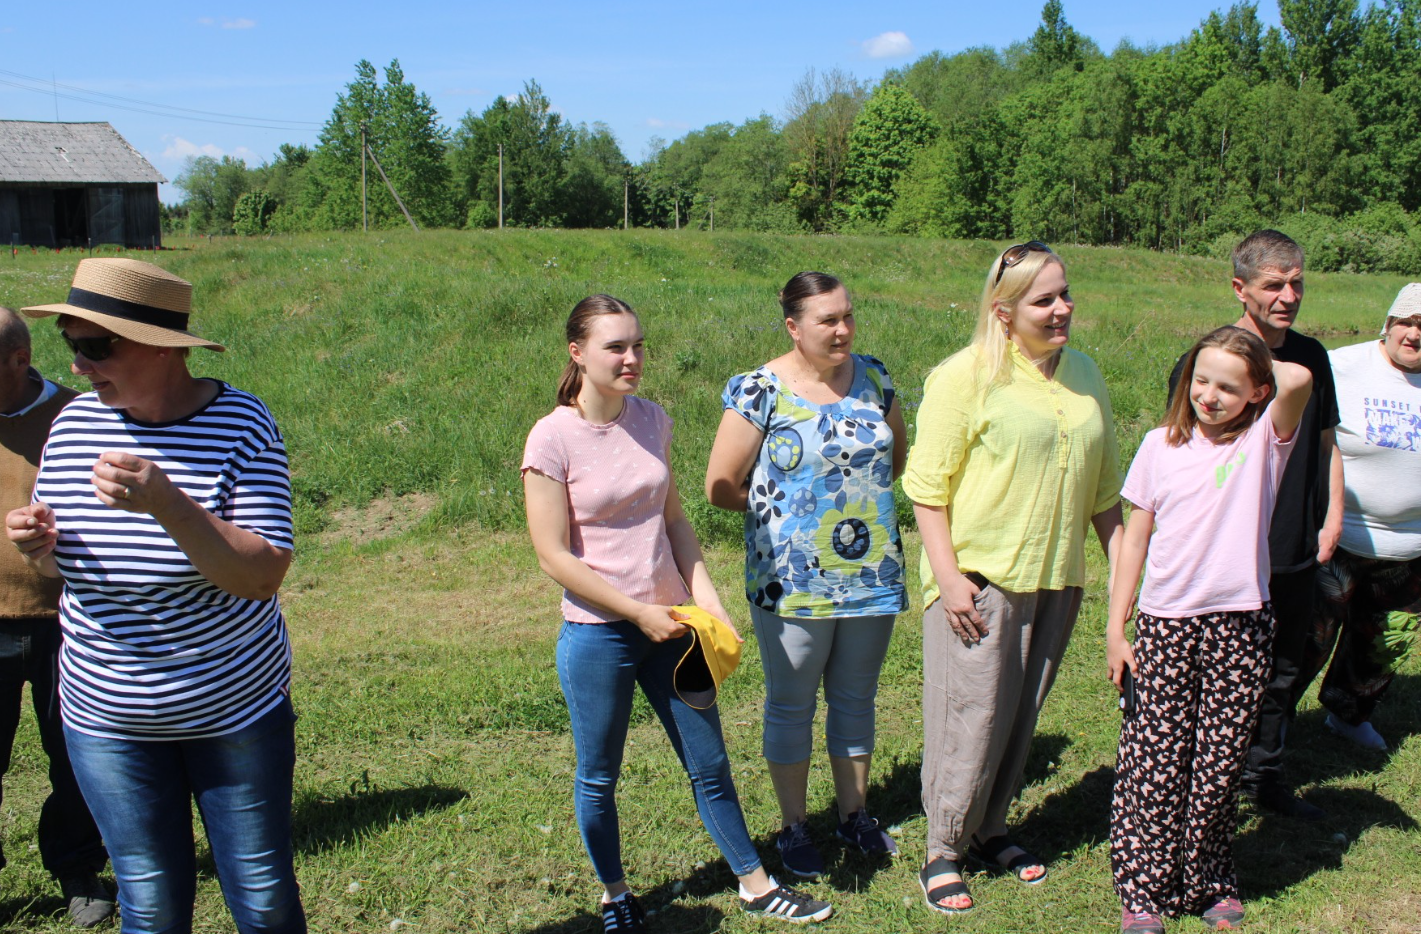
left=64, top=697, right=306, bottom=934
left=556, top=619, right=762, bottom=884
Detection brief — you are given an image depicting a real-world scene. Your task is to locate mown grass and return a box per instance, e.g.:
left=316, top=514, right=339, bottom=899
left=0, top=231, right=1415, bottom=933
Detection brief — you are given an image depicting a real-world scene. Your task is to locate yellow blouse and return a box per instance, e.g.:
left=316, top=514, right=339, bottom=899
left=903, top=342, right=1121, bottom=605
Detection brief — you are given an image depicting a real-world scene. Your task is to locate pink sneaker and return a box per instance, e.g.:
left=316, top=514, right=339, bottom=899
left=1202, top=896, right=1245, bottom=929
left=1122, top=909, right=1165, bottom=933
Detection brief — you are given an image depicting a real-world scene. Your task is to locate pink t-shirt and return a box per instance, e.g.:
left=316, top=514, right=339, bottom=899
left=1123, top=415, right=1297, bottom=618
left=521, top=396, right=690, bottom=623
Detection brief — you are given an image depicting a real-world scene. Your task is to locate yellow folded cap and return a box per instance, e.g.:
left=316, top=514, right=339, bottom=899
left=672, top=606, right=742, bottom=710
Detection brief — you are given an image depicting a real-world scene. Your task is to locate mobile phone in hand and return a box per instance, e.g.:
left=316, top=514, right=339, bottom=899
left=1119, top=668, right=1137, bottom=716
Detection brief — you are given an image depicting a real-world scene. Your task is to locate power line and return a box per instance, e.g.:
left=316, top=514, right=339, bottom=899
left=0, top=69, right=321, bottom=131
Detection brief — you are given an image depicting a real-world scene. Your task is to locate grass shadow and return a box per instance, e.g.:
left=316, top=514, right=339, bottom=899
left=1237, top=785, right=1419, bottom=900
left=519, top=865, right=731, bottom=934
left=0, top=894, right=66, bottom=929
left=1285, top=672, right=1421, bottom=791
left=1012, top=763, right=1117, bottom=864
left=291, top=783, right=468, bottom=855
left=1021, top=732, right=1073, bottom=790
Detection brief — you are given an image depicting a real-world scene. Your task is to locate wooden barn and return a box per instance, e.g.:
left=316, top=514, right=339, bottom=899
left=0, top=121, right=165, bottom=249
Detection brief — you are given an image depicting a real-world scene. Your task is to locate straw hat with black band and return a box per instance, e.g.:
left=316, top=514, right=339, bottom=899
left=21, top=258, right=225, bottom=352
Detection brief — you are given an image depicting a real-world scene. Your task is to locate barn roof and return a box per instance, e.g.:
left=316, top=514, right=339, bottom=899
left=0, top=121, right=165, bottom=185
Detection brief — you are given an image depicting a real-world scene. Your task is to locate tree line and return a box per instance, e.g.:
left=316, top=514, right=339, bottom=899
left=173, top=0, right=1421, bottom=273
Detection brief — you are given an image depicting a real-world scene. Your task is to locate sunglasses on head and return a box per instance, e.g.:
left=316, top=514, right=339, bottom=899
left=61, top=332, right=123, bottom=362
left=994, top=241, right=1053, bottom=285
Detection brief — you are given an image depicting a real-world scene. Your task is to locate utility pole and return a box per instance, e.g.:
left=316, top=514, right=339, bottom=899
left=498, top=143, right=504, bottom=229
left=709, top=196, right=714, bottom=232
left=623, top=177, right=629, bottom=230
left=360, top=123, right=368, bottom=233
left=364, top=144, right=420, bottom=232
left=674, top=195, right=680, bottom=231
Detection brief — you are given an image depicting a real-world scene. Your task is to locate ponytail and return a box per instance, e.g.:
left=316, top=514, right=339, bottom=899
left=556, top=359, right=582, bottom=407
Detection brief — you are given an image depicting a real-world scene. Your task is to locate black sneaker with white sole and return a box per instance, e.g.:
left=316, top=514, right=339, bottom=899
left=740, top=879, right=833, bottom=923
left=602, top=892, right=647, bottom=933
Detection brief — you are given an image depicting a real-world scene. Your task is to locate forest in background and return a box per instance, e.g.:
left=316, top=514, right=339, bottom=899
left=169, top=0, right=1421, bottom=273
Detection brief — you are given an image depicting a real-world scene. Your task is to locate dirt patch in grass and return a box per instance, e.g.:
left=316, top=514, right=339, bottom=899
left=320, top=492, right=438, bottom=546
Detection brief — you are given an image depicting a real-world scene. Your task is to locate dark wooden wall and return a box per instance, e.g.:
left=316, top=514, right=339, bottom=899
left=0, top=184, right=162, bottom=249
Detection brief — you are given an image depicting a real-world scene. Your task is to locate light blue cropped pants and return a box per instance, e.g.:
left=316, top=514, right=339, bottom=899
left=749, top=606, right=895, bottom=763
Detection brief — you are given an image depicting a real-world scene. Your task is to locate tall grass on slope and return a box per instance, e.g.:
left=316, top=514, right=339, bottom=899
left=2, top=231, right=1403, bottom=543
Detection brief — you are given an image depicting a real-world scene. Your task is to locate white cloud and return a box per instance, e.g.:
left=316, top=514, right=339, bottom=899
left=196, top=17, right=215, bottom=25
left=443, top=87, right=487, bottom=96
left=862, top=31, right=914, bottom=60
left=160, top=136, right=256, bottom=163
left=646, top=117, right=689, bottom=130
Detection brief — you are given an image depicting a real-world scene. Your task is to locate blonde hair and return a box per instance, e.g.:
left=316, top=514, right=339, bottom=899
left=940, top=247, right=1063, bottom=396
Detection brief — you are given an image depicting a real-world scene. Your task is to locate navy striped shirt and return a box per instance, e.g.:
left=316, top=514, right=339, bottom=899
left=35, top=383, right=295, bottom=740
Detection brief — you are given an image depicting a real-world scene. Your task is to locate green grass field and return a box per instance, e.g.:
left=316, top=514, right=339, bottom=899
left=0, top=231, right=1416, bottom=933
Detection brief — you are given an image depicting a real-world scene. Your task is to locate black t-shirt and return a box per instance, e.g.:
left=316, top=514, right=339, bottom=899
left=1167, top=328, right=1340, bottom=573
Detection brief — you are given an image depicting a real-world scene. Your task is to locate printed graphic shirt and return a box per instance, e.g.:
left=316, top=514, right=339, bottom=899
left=1123, top=415, right=1296, bottom=618
left=35, top=384, right=295, bottom=740
left=1330, top=340, right=1421, bottom=560
left=722, top=355, right=906, bottom=618
left=522, top=396, right=690, bottom=622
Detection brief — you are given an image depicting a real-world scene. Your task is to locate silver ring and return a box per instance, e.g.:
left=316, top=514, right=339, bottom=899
left=120, top=486, right=130, bottom=500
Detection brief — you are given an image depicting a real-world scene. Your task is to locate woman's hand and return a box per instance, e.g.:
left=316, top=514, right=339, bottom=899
left=941, top=571, right=987, bottom=645
left=89, top=450, right=293, bottom=601
left=686, top=601, right=745, bottom=643
left=90, top=452, right=181, bottom=517
left=632, top=604, right=692, bottom=642
left=6, top=503, right=59, bottom=562
left=1107, top=630, right=1137, bottom=690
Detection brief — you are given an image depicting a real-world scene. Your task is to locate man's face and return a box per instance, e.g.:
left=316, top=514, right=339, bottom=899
left=1233, top=264, right=1304, bottom=337
left=0, top=346, right=31, bottom=410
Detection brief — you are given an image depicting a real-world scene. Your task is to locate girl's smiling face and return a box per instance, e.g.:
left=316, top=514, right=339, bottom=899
left=1190, top=346, right=1271, bottom=438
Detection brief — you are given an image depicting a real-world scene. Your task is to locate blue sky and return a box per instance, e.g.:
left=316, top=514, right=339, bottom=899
left=0, top=1, right=1283, bottom=202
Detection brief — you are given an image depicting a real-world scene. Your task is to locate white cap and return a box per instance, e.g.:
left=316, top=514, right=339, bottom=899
left=1387, top=283, right=1421, bottom=321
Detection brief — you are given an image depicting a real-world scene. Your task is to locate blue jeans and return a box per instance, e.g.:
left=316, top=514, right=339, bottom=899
left=0, top=618, right=106, bottom=877
left=64, top=697, right=305, bottom=934
left=556, top=620, right=762, bottom=884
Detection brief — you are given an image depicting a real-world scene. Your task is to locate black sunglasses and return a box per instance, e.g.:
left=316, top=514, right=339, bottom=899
left=61, top=332, right=124, bottom=362
left=994, top=241, right=1053, bottom=285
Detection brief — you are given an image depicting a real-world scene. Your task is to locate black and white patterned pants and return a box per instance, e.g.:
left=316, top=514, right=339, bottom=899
left=1111, top=605, right=1274, bottom=916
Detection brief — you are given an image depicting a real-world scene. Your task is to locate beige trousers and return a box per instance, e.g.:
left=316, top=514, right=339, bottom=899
left=921, top=580, right=1083, bottom=861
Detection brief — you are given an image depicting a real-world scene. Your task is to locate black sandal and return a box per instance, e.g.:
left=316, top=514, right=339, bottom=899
left=919, top=857, right=973, bottom=914
left=969, top=835, right=1048, bottom=884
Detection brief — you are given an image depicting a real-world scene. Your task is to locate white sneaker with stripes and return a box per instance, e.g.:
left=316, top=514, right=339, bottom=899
left=740, top=877, right=833, bottom=923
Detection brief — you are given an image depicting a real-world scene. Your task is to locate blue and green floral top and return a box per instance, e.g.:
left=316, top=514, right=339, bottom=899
left=722, top=354, right=907, bottom=618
